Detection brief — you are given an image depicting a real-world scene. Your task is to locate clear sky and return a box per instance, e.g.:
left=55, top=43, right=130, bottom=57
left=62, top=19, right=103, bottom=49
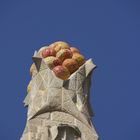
left=0, top=0, right=139, bottom=140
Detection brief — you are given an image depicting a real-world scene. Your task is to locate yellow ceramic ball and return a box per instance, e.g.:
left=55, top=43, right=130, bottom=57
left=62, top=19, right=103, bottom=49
left=43, top=56, right=61, bottom=69
left=49, top=41, right=70, bottom=52
left=56, top=49, right=72, bottom=62
left=27, top=81, right=31, bottom=93
left=72, top=53, right=85, bottom=67
left=30, top=63, right=36, bottom=76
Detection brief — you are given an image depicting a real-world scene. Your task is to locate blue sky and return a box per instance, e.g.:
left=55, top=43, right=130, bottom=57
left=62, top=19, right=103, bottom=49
left=0, top=0, right=139, bottom=140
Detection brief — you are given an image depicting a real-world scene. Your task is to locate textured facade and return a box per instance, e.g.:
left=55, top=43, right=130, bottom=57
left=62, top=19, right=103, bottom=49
left=21, top=51, right=98, bottom=140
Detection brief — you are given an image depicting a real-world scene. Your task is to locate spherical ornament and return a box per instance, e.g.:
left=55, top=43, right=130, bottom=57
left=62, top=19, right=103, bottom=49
left=72, top=53, right=85, bottom=67
left=62, top=58, right=79, bottom=74
left=27, top=81, right=31, bottom=93
left=70, top=47, right=80, bottom=54
left=53, top=65, right=70, bottom=80
left=41, top=48, right=56, bottom=58
left=43, top=56, right=61, bottom=69
left=38, top=46, right=48, bottom=57
left=30, top=63, right=36, bottom=76
left=56, top=49, right=72, bottom=62
left=49, top=41, right=70, bottom=52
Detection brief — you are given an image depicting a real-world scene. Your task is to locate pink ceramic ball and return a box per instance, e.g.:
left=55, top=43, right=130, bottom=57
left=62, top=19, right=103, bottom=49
left=53, top=65, right=70, bottom=80
left=70, top=47, right=80, bottom=54
left=42, top=48, right=56, bottom=58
